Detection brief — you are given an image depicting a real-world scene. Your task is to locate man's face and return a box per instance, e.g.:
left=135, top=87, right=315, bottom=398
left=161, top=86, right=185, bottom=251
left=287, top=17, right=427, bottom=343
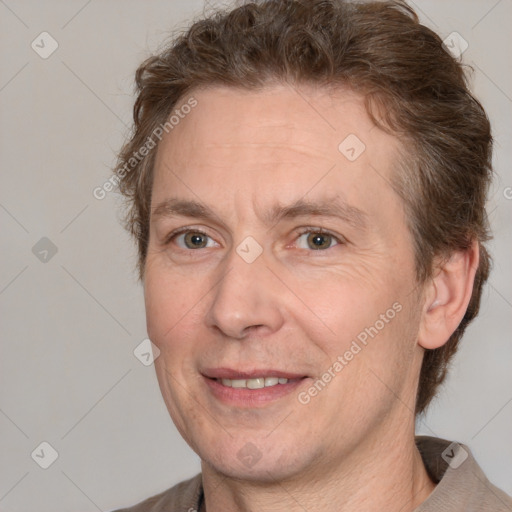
left=145, top=84, right=425, bottom=481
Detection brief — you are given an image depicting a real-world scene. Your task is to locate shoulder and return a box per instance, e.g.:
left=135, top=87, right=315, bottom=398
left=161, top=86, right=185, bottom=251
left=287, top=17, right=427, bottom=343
left=416, top=436, right=512, bottom=512
left=111, top=473, right=202, bottom=512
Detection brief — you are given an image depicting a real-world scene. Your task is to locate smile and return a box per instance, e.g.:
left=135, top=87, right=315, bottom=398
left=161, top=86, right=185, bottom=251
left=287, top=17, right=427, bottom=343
left=216, top=377, right=292, bottom=389
left=203, top=371, right=309, bottom=407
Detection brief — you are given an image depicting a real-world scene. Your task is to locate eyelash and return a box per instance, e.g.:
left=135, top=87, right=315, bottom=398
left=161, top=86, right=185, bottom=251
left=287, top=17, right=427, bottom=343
left=164, top=226, right=344, bottom=251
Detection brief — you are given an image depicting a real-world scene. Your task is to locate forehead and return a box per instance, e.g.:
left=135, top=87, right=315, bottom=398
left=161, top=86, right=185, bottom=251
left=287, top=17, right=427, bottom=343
left=157, top=84, right=397, bottom=165
left=151, top=84, right=405, bottom=232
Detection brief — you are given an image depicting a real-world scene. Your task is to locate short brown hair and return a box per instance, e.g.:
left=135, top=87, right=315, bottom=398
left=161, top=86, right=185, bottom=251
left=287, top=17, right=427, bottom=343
left=115, top=0, right=493, bottom=414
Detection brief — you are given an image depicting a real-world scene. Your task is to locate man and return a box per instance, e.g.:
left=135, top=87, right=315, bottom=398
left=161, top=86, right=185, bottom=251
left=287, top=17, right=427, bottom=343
left=113, top=0, right=511, bottom=510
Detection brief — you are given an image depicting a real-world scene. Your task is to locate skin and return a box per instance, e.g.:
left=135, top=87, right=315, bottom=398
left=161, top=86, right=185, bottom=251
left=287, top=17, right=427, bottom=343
left=144, top=84, right=479, bottom=512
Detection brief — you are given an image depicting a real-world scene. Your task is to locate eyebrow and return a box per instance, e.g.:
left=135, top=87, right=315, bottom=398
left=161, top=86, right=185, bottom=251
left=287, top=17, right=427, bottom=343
left=151, top=196, right=368, bottom=231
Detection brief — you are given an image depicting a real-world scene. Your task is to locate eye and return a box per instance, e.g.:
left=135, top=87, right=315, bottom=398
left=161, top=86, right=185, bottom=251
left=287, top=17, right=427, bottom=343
left=296, top=229, right=341, bottom=250
left=168, top=229, right=218, bottom=250
left=165, top=227, right=342, bottom=252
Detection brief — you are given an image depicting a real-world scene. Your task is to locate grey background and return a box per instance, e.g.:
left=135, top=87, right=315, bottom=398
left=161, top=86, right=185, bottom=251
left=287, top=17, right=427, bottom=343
left=0, top=1, right=510, bottom=510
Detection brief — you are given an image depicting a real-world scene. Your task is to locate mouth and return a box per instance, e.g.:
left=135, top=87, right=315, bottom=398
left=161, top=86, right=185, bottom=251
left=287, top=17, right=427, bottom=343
left=214, top=376, right=298, bottom=389
left=201, top=368, right=309, bottom=407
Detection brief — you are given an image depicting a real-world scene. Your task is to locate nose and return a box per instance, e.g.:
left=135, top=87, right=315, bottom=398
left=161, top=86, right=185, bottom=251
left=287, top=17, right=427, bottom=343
left=204, top=244, right=285, bottom=340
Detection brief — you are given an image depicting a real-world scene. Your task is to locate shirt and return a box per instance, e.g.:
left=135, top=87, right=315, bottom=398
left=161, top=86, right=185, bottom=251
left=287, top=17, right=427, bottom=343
left=113, top=436, right=512, bottom=511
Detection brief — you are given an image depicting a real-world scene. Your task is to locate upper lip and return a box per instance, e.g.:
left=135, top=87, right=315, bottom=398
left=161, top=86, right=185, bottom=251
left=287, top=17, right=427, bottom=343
left=202, top=368, right=308, bottom=380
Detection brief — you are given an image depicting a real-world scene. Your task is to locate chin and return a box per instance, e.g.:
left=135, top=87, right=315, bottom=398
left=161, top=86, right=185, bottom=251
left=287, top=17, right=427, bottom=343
left=199, top=436, right=312, bottom=483
left=205, top=458, right=306, bottom=483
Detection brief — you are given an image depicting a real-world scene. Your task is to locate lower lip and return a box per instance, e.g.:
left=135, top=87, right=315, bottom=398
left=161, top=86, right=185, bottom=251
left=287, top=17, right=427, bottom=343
left=203, top=376, right=308, bottom=407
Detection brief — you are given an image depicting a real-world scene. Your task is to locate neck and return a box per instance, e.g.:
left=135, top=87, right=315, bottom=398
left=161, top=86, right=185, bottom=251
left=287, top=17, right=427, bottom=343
left=200, top=423, right=435, bottom=512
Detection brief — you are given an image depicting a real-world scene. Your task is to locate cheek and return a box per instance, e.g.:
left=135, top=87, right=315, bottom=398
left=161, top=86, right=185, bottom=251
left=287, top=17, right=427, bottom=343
left=296, top=264, right=416, bottom=406
left=144, top=260, right=200, bottom=350
left=293, top=266, right=398, bottom=348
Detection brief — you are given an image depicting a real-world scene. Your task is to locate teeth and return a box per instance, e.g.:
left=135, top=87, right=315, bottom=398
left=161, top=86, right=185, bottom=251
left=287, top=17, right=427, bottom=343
left=247, top=378, right=265, bottom=389
left=219, top=377, right=289, bottom=388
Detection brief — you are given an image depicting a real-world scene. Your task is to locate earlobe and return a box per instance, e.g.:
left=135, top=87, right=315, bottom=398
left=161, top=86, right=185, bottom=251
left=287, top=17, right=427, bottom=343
left=418, top=240, right=480, bottom=350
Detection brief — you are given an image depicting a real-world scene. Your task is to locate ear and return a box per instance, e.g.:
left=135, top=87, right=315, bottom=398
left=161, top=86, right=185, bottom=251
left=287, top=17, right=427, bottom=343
left=418, top=240, right=480, bottom=350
